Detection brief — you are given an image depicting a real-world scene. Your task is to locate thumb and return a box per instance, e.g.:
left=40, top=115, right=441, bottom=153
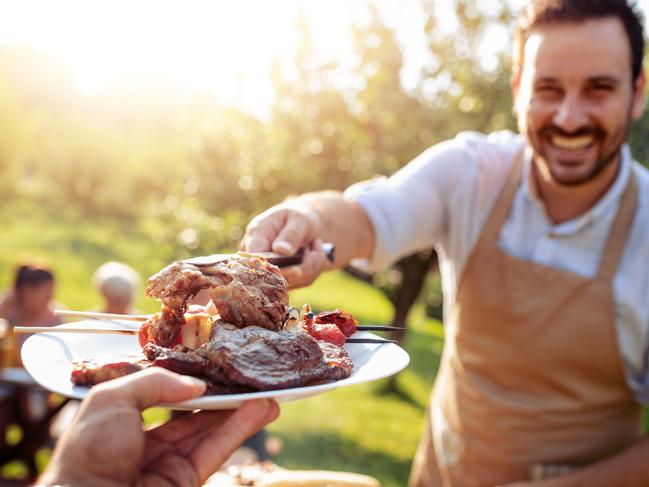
left=90, top=368, right=206, bottom=411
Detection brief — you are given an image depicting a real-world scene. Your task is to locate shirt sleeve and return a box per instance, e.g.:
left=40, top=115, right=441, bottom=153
left=345, top=130, right=519, bottom=271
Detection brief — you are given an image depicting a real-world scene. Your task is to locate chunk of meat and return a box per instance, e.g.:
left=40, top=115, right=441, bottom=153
left=315, top=309, right=359, bottom=337
left=143, top=305, right=185, bottom=348
left=145, top=261, right=212, bottom=310
left=145, top=255, right=288, bottom=333
left=143, top=323, right=353, bottom=391
left=71, top=359, right=150, bottom=386
left=204, top=256, right=288, bottom=331
left=302, top=312, right=346, bottom=347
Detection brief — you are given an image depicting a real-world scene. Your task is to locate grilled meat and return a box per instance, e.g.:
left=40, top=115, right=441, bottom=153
left=72, top=254, right=355, bottom=395
left=143, top=323, right=353, bottom=391
left=143, top=254, right=289, bottom=347
left=71, top=359, right=151, bottom=386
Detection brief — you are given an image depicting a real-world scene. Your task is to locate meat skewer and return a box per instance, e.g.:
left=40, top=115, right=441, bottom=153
left=53, top=310, right=150, bottom=321
left=51, top=310, right=404, bottom=333
left=13, top=326, right=397, bottom=344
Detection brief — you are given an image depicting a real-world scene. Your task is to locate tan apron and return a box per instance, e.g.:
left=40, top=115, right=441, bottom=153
left=409, top=152, right=642, bottom=487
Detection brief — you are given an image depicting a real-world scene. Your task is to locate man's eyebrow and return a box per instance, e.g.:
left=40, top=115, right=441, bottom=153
left=533, top=77, right=559, bottom=85
left=587, top=76, right=620, bottom=85
left=532, top=76, right=622, bottom=86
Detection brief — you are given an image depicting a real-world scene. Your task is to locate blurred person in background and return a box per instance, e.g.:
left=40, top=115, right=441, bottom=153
left=92, top=261, right=141, bottom=315
left=0, top=259, right=64, bottom=478
left=0, top=259, right=62, bottom=367
left=0, top=259, right=61, bottom=327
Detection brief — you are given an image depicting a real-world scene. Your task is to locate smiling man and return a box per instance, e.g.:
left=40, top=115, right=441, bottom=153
left=241, top=1, right=649, bottom=486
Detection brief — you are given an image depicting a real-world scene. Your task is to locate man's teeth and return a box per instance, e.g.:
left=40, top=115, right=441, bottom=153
left=550, top=134, right=595, bottom=150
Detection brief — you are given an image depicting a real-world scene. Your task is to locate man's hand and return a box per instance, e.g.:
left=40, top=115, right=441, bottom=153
left=241, top=204, right=329, bottom=288
left=38, top=368, right=280, bottom=487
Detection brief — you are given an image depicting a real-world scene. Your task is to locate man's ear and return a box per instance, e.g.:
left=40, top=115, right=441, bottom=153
left=631, top=70, right=646, bottom=120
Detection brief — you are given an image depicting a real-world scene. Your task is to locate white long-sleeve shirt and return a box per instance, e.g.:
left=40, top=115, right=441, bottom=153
left=346, top=130, right=649, bottom=404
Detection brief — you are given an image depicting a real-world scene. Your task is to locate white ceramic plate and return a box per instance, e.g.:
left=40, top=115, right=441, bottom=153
left=21, top=320, right=410, bottom=410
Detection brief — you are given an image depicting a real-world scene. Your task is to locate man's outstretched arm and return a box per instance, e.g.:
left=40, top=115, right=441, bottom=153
left=241, top=190, right=375, bottom=288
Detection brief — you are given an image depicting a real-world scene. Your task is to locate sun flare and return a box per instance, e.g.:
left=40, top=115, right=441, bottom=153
left=0, top=0, right=374, bottom=113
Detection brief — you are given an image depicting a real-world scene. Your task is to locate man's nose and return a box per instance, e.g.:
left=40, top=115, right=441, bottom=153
left=552, top=94, right=589, bottom=132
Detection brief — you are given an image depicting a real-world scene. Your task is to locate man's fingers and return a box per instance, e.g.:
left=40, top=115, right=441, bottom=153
left=147, top=410, right=232, bottom=445
left=272, top=211, right=319, bottom=255
left=241, top=232, right=273, bottom=253
left=280, top=238, right=327, bottom=288
left=89, top=368, right=206, bottom=411
left=143, top=411, right=234, bottom=466
left=190, top=399, right=280, bottom=482
left=243, top=208, right=291, bottom=253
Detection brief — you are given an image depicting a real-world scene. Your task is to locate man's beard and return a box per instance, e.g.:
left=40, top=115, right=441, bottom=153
left=523, top=111, right=632, bottom=187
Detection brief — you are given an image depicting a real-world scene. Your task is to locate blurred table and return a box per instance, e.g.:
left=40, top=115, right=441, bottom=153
left=0, top=366, right=70, bottom=481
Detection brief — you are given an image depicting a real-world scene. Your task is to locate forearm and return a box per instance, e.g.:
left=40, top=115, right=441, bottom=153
left=292, top=190, right=375, bottom=267
left=537, top=435, right=649, bottom=487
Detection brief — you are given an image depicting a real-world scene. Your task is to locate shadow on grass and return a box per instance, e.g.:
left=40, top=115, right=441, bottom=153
left=374, top=377, right=425, bottom=409
left=275, top=430, right=412, bottom=487
left=402, top=325, right=443, bottom=380
left=373, top=324, right=443, bottom=406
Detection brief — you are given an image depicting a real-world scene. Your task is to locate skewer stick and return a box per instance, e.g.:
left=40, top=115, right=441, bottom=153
left=54, top=310, right=150, bottom=321
left=13, top=326, right=394, bottom=344
left=14, top=326, right=137, bottom=335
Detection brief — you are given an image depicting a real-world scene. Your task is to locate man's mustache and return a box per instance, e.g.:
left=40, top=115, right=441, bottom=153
left=538, top=124, right=606, bottom=140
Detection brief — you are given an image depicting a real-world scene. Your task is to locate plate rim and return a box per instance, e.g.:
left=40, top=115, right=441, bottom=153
left=21, top=321, right=410, bottom=409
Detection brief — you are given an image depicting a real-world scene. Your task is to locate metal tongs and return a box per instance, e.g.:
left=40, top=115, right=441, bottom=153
left=184, top=242, right=336, bottom=268
left=184, top=242, right=402, bottom=344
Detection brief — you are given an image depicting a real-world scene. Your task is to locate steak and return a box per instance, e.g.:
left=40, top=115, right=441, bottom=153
left=144, top=254, right=289, bottom=346
left=143, top=323, right=353, bottom=391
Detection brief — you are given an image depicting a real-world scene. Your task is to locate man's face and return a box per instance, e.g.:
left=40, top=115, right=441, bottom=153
left=512, top=17, right=645, bottom=186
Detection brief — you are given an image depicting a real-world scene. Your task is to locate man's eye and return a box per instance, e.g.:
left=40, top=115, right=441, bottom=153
left=535, top=86, right=561, bottom=96
left=585, top=85, right=614, bottom=97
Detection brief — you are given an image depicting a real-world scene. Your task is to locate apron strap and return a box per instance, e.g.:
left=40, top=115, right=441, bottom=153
left=477, top=148, right=525, bottom=246
left=597, top=172, right=638, bottom=281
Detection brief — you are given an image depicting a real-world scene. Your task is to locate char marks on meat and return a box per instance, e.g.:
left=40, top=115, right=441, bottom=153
left=142, top=323, right=353, bottom=391
left=145, top=255, right=288, bottom=336
left=145, top=261, right=212, bottom=310
left=204, top=256, right=288, bottom=332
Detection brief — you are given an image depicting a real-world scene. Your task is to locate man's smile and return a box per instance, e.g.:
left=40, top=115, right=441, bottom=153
left=549, top=133, right=596, bottom=151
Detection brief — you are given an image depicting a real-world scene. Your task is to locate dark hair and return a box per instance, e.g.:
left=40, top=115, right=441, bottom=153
left=13, top=263, right=55, bottom=290
left=514, top=0, right=645, bottom=81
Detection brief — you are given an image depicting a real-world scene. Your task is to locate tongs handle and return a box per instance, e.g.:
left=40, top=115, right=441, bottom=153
left=186, top=242, right=335, bottom=268
left=261, top=242, right=335, bottom=267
